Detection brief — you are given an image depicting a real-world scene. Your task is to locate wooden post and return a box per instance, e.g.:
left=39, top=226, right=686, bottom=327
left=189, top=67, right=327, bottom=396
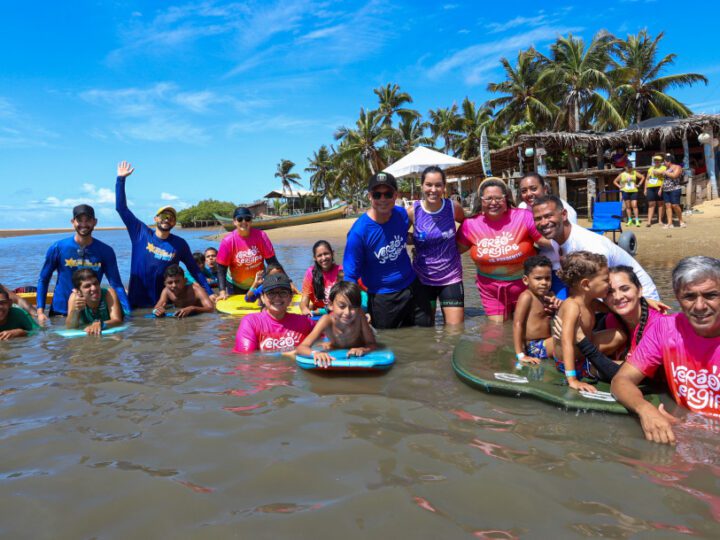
left=683, top=133, right=693, bottom=207
left=703, top=127, right=718, bottom=198
left=558, top=175, right=568, bottom=202
left=587, top=176, right=596, bottom=219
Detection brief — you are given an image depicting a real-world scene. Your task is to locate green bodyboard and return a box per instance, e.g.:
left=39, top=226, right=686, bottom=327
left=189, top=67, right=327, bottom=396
left=452, top=338, right=662, bottom=414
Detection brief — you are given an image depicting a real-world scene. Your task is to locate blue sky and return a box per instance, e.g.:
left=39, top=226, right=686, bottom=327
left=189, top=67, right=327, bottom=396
left=1, top=0, right=719, bottom=228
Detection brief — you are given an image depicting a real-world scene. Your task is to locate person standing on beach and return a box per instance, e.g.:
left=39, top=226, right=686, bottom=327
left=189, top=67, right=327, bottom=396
left=661, top=154, right=686, bottom=229
left=343, top=172, right=421, bottom=329
left=532, top=196, right=660, bottom=300
left=216, top=207, right=279, bottom=300
left=36, top=204, right=131, bottom=324
left=613, top=162, right=644, bottom=227
left=115, top=161, right=214, bottom=309
left=644, top=155, right=666, bottom=227
left=408, top=166, right=465, bottom=326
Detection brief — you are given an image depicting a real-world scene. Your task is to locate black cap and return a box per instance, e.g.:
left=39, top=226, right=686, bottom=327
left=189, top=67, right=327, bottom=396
left=664, top=153, right=675, bottom=163
left=233, top=206, right=253, bottom=219
left=367, top=172, right=398, bottom=192
left=262, top=272, right=292, bottom=292
left=73, top=204, right=95, bottom=219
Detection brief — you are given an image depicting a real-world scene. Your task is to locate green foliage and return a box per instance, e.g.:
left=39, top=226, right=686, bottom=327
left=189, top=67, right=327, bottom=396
left=177, top=199, right=236, bottom=226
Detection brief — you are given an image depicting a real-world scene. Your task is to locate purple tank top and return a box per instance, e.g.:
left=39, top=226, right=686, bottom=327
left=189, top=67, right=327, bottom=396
left=412, top=199, right=463, bottom=286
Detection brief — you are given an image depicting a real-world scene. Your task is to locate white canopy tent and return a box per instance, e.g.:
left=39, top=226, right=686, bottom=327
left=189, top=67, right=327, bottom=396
left=383, top=146, right=465, bottom=178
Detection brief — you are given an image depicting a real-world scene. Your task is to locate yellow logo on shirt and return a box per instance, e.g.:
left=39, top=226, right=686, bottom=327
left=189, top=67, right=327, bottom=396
left=146, top=242, right=175, bottom=261
left=64, top=258, right=102, bottom=270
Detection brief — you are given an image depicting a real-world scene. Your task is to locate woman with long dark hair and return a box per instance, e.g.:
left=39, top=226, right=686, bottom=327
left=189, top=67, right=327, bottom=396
left=300, top=240, right=342, bottom=317
left=408, top=166, right=466, bottom=326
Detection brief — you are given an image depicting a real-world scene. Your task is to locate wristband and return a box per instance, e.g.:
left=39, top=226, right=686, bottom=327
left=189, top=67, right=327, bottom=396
left=101, top=321, right=107, bottom=330
left=516, top=353, right=525, bottom=361
left=565, top=369, right=577, bottom=378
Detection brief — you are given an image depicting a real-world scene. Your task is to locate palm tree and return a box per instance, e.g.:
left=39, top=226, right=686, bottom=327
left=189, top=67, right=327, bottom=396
left=305, top=145, right=335, bottom=206
left=428, top=104, right=461, bottom=155
left=334, top=108, right=394, bottom=174
left=539, top=31, right=624, bottom=131
left=373, top=83, right=419, bottom=128
left=274, top=159, right=302, bottom=212
left=391, top=116, right=433, bottom=156
left=457, top=97, right=494, bottom=160
left=486, top=48, right=556, bottom=131
left=612, top=30, right=708, bottom=124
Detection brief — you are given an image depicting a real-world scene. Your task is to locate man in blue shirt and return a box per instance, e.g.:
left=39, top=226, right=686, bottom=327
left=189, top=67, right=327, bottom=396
left=36, top=204, right=131, bottom=324
left=343, top=172, right=422, bottom=328
left=116, top=161, right=214, bottom=309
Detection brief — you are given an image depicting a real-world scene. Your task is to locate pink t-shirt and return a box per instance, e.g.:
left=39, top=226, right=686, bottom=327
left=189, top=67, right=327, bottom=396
left=456, top=207, right=541, bottom=280
left=234, top=311, right=314, bottom=353
left=605, top=306, right=664, bottom=361
left=630, top=313, right=720, bottom=416
left=301, top=264, right=342, bottom=309
left=217, top=229, right=275, bottom=290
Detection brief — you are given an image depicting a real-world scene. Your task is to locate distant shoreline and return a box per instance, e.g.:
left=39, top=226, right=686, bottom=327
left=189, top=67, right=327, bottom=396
left=0, top=227, right=126, bottom=239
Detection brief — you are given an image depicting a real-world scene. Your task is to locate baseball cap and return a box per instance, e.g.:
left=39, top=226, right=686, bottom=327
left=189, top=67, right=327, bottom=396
left=652, top=155, right=663, bottom=161
left=233, top=207, right=253, bottom=219
left=262, top=272, right=292, bottom=292
left=368, top=172, right=398, bottom=192
left=72, top=204, right=95, bottom=219
left=664, top=153, right=675, bottom=162
left=156, top=206, right=177, bottom=218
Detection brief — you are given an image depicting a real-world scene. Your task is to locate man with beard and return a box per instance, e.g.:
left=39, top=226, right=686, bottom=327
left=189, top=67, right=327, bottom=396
left=36, top=204, right=131, bottom=324
left=115, top=161, right=214, bottom=309
left=531, top=195, right=659, bottom=300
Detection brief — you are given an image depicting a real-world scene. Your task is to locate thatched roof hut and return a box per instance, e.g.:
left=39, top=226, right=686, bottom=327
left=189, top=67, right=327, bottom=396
left=445, top=114, right=720, bottom=215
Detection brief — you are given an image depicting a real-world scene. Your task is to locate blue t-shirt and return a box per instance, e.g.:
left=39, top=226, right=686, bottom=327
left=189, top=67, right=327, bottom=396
left=37, top=236, right=131, bottom=315
left=116, top=177, right=213, bottom=309
left=342, top=207, right=415, bottom=294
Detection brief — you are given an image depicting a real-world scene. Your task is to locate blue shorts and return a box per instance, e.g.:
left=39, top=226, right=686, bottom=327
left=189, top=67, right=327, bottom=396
left=663, top=189, right=681, bottom=205
left=621, top=191, right=638, bottom=201
left=554, top=356, right=596, bottom=381
left=646, top=187, right=662, bottom=202
left=525, top=339, right=549, bottom=360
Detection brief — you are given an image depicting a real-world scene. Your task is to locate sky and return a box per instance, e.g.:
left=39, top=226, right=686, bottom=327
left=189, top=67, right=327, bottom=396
left=1, top=0, right=719, bottom=229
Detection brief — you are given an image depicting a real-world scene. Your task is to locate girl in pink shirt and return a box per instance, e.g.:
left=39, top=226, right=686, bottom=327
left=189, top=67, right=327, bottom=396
left=234, top=273, right=313, bottom=354
left=300, top=240, right=342, bottom=317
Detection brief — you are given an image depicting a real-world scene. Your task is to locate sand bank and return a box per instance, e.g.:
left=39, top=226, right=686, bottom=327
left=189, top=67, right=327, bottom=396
left=0, top=227, right=126, bottom=239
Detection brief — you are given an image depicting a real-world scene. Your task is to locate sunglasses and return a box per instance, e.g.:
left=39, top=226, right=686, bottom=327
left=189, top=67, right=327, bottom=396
left=235, top=217, right=252, bottom=222
left=265, top=289, right=291, bottom=298
left=371, top=191, right=394, bottom=200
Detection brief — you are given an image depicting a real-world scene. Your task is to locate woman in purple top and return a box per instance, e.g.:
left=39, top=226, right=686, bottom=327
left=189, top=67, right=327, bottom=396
left=408, top=166, right=466, bottom=326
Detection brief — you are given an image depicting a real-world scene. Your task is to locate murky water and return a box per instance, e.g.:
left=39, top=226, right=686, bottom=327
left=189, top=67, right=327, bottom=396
left=1, top=229, right=719, bottom=538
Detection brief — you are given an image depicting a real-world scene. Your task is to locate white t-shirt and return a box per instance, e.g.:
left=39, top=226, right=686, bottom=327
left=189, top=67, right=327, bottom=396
left=519, top=198, right=578, bottom=224
left=549, top=224, right=659, bottom=300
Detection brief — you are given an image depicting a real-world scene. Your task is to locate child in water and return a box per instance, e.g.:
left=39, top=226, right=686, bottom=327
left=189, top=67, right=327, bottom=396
left=153, top=264, right=214, bottom=318
left=553, top=251, right=610, bottom=393
left=66, top=269, right=124, bottom=335
left=0, top=287, right=39, bottom=339
left=296, top=281, right=377, bottom=368
left=245, top=263, right=300, bottom=303
left=512, top=255, right=555, bottom=364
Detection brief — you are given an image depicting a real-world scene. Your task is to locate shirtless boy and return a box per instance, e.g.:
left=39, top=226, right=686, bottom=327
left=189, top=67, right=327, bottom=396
left=513, top=255, right=555, bottom=364
left=152, top=264, right=214, bottom=318
left=554, top=251, right=610, bottom=393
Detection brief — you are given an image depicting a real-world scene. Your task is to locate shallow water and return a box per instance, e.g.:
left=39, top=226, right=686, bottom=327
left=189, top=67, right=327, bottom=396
left=1, top=230, right=719, bottom=539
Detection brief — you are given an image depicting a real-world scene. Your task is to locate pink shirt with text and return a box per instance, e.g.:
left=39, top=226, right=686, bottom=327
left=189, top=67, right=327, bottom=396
left=301, top=264, right=342, bottom=309
left=217, top=229, right=275, bottom=290
left=630, top=313, right=720, bottom=416
left=605, top=307, right=664, bottom=361
left=234, top=311, right=314, bottom=353
left=456, top=208, right=541, bottom=280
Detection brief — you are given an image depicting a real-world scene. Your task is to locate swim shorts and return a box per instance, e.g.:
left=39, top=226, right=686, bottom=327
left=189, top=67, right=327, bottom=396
left=367, top=279, right=423, bottom=329
left=553, top=356, right=596, bottom=381
left=662, top=189, right=681, bottom=205
left=645, top=187, right=661, bottom=202
left=475, top=273, right=525, bottom=319
left=413, top=281, right=464, bottom=326
left=525, top=338, right=549, bottom=360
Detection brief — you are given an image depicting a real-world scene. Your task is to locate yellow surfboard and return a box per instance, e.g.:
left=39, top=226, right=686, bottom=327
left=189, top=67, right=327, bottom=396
left=215, top=294, right=303, bottom=316
left=17, top=292, right=54, bottom=306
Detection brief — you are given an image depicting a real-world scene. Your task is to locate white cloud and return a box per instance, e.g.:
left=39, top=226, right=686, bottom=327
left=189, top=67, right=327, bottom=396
left=82, top=183, right=115, bottom=204
left=487, top=14, right=548, bottom=33
left=161, top=192, right=180, bottom=201
left=428, top=25, right=582, bottom=84
left=0, top=97, right=57, bottom=148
